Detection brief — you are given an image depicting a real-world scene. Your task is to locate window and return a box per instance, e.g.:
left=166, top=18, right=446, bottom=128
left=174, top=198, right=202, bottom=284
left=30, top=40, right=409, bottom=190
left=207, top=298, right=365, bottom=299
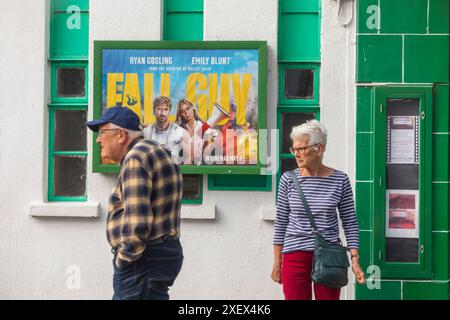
left=48, top=0, right=89, bottom=201
left=279, top=63, right=320, bottom=105
left=278, top=109, right=319, bottom=178
left=277, top=0, right=321, bottom=184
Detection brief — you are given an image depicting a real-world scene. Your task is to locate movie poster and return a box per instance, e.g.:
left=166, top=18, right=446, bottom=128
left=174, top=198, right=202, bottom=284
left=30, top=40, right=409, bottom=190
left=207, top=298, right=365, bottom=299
left=100, top=48, right=259, bottom=166
left=386, top=190, right=419, bottom=238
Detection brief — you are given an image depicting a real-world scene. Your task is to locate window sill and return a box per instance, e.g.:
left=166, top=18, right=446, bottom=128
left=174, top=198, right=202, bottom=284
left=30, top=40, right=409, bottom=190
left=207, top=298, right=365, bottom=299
left=29, top=201, right=100, bottom=218
left=260, top=207, right=275, bottom=221
left=181, top=203, right=215, bottom=220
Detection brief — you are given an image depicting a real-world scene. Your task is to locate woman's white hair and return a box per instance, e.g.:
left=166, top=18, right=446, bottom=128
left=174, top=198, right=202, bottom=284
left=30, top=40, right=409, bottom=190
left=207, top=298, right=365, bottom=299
left=290, top=119, right=328, bottom=148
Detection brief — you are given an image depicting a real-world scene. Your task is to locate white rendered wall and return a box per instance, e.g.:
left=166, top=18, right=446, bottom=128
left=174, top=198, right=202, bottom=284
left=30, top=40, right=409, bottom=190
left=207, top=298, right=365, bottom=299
left=320, top=0, right=357, bottom=300
left=0, top=0, right=357, bottom=299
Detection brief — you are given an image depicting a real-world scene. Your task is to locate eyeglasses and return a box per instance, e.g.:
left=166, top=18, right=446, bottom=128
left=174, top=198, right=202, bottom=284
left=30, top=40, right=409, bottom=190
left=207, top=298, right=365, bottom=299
left=98, top=128, right=120, bottom=137
left=289, top=144, right=319, bottom=155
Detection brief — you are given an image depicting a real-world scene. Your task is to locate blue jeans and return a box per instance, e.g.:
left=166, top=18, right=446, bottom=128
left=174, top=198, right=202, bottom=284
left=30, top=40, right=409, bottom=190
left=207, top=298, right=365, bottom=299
left=112, top=239, right=183, bottom=300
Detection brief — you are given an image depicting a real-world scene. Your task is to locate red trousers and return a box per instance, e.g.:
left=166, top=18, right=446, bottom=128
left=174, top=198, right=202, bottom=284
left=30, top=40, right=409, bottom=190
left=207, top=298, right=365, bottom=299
left=282, top=250, right=340, bottom=300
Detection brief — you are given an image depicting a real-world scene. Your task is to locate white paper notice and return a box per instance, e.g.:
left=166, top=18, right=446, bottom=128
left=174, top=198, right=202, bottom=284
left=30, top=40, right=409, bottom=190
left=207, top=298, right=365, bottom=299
left=387, top=116, right=418, bottom=164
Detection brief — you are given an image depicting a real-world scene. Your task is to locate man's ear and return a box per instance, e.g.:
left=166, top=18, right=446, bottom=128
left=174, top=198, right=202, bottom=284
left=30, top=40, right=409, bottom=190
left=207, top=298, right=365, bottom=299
left=118, top=129, right=128, bottom=144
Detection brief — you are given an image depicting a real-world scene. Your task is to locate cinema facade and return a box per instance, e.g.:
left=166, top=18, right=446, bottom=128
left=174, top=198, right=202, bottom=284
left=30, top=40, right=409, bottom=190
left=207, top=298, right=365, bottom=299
left=0, top=0, right=448, bottom=300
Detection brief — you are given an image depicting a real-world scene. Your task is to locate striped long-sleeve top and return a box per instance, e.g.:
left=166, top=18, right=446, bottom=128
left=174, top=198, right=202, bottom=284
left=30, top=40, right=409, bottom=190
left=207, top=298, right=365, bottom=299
left=274, top=169, right=359, bottom=254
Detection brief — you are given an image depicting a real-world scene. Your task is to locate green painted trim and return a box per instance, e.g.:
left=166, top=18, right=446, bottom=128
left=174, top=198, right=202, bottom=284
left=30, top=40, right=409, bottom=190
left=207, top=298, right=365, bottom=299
left=92, top=40, right=268, bottom=174
left=52, top=151, right=88, bottom=156
left=207, top=175, right=272, bottom=191
left=48, top=196, right=88, bottom=202
left=279, top=63, right=320, bottom=106
left=51, top=0, right=89, bottom=11
left=181, top=198, right=202, bottom=204
left=49, top=57, right=89, bottom=61
left=373, top=85, right=433, bottom=279
left=165, top=0, right=203, bottom=12
left=280, top=0, right=320, bottom=13
left=51, top=61, right=88, bottom=104
left=48, top=103, right=88, bottom=109
left=162, top=0, right=168, bottom=40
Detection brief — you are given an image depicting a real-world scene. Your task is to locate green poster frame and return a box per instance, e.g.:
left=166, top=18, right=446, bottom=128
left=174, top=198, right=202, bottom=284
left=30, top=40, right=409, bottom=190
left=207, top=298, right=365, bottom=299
left=92, top=40, right=267, bottom=174
left=373, top=85, right=433, bottom=279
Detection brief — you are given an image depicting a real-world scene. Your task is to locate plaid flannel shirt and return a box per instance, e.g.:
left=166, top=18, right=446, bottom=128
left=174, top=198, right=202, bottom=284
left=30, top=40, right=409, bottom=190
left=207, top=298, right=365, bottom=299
left=107, top=137, right=182, bottom=268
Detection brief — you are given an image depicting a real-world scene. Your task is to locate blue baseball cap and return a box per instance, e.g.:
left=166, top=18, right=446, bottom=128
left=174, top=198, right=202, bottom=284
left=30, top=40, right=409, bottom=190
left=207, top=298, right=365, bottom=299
left=86, top=107, right=142, bottom=132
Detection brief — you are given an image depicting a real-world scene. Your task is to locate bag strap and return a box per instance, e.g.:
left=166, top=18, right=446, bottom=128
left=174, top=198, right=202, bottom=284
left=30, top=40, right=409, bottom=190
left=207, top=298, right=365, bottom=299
left=289, top=170, right=319, bottom=234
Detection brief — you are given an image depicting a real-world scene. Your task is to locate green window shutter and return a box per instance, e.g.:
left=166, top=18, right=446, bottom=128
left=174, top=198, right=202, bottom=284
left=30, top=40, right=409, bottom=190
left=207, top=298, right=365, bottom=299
left=51, top=0, right=89, bottom=59
left=278, top=0, right=321, bottom=62
left=166, top=13, right=203, bottom=41
left=163, top=0, right=203, bottom=41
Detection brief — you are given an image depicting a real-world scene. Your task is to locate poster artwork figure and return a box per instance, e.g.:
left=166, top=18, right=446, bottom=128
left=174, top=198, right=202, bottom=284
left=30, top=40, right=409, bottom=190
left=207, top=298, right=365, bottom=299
left=143, top=96, right=185, bottom=161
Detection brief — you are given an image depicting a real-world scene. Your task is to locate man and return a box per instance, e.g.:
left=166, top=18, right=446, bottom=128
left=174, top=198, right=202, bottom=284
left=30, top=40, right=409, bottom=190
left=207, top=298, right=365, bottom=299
left=86, top=106, right=183, bottom=300
left=143, top=96, right=184, bottom=162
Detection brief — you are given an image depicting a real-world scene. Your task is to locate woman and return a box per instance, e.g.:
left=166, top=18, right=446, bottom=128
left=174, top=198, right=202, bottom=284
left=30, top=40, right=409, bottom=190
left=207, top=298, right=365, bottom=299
left=271, top=120, right=365, bottom=300
left=176, top=98, right=204, bottom=164
left=176, top=98, right=217, bottom=164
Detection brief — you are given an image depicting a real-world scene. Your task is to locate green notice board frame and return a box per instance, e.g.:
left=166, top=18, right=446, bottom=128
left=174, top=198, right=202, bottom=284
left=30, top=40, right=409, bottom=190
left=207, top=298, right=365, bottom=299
left=373, top=85, right=432, bottom=279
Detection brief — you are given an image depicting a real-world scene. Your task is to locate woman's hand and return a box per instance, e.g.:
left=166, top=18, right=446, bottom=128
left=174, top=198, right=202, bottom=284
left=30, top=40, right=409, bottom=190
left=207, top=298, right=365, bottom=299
left=352, top=260, right=365, bottom=284
left=271, top=264, right=282, bottom=284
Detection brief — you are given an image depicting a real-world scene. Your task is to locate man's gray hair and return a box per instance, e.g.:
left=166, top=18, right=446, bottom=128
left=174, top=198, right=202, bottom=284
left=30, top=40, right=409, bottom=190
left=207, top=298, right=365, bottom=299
left=109, top=123, right=143, bottom=139
left=290, top=119, right=328, bottom=147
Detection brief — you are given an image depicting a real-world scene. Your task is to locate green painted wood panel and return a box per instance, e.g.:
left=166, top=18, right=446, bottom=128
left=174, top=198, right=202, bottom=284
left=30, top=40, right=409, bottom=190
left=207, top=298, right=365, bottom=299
left=357, top=86, right=373, bottom=132
left=357, top=35, right=402, bottom=82
left=432, top=183, right=449, bottom=231
left=357, top=0, right=379, bottom=34
left=358, top=231, right=373, bottom=273
left=429, top=0, right=450, bottom=33
left=432, top=134, right=449, bottom=181
left=403, top=281, right=449, bottom=300
left=355, top=280, right=402, bottom=300
left=279, top=13, right=320, bottom=61
left=433, top=232, right=449, bottom=280
left=433, top=85, right=449, bottom=133
left=380, top=0, right=427, bottom=34
left=166, top=0, right=203, bottom=12
left=404, top=35, right=449, bottom=83
left=280, top=0, right=319, bottom=13
left=51, top=12, right=89, bottom=58
left=356, top=133, right=373, bottom=181
left=166, top=13, right=203, bottom=41
left=355, top=182, right=373, bottom=230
